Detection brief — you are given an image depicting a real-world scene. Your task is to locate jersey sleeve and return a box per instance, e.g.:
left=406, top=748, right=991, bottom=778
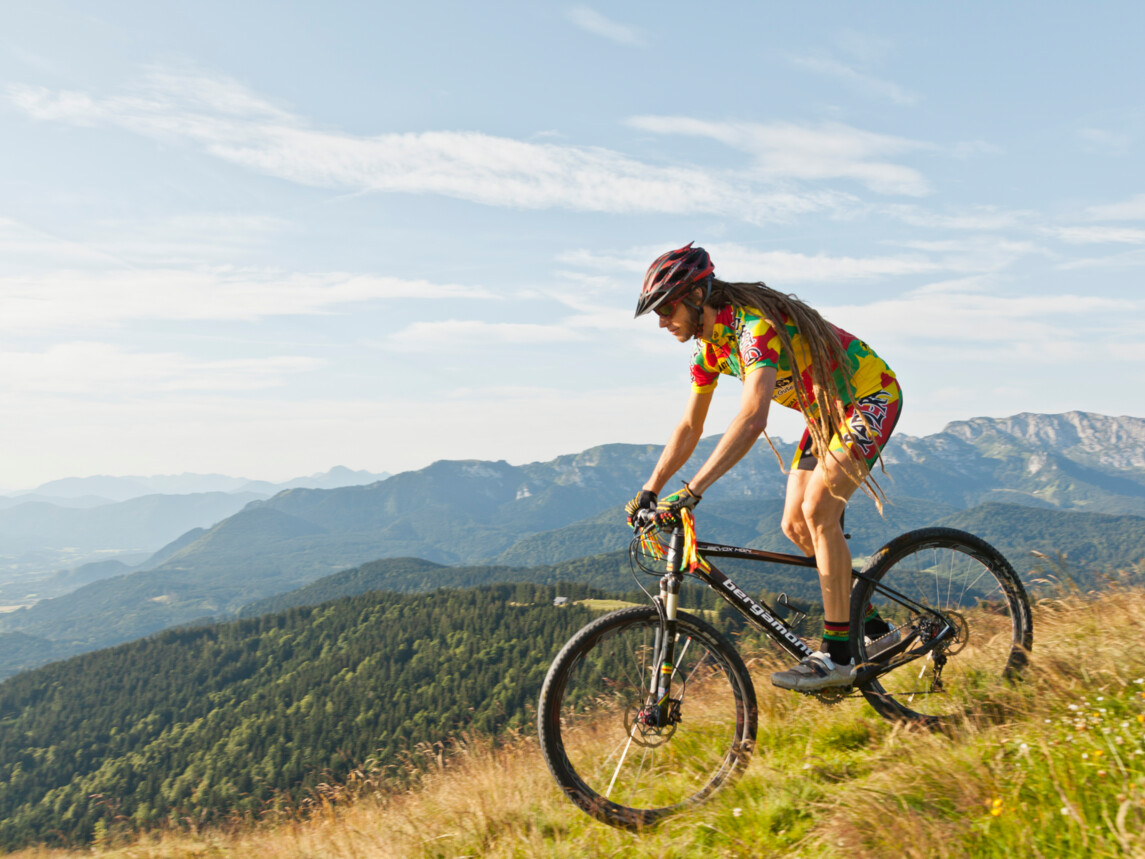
left=736, top=309, right=782, bottom=377
left=690, top=342, right=719, bottom=393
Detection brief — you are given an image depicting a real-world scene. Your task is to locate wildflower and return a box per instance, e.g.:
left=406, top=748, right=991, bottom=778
left=1138, top=714, right=1144, bottom=724
left=1098, top=770, right=1108, bottom=777
left=1069, top=704, right=1079, bottom=711
left=1082, top=753, right=1089, bottom=759
left=1094, top=749, right=1104, bottom=757
left=1098, top=696, right=1105, bottom=702
left=1061, top=806, right=1070, bottom=815
left=732, top=807, right=743, bottom=818
left=1134, top=679, right=1143, bottom=685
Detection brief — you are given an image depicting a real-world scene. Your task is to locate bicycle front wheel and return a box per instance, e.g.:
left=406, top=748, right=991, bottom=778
left=537, top=606, right=757, bottom=830
left=850, top=527, right=1033, bottom=725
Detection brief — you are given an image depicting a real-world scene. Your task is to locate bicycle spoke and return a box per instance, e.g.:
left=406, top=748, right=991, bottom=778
left=539, top=607, right=756, bottom=828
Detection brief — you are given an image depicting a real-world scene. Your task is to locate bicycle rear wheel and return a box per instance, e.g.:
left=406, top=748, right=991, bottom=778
left=850, top=527, right=1033, bottom=725
left=537, top=606, right=757, bottom=830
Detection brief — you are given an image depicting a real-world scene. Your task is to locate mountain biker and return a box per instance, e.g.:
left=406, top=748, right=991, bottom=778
left=625, top=242, right=902, bottom=691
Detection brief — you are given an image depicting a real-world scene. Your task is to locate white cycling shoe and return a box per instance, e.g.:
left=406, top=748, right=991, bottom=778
left=770, top=651, right=855, bottom=691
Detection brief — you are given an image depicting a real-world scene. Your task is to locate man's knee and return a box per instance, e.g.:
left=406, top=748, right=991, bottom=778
left=801, top=496, right=843, bottom=535
left=780, top=513, right=805, bottom=544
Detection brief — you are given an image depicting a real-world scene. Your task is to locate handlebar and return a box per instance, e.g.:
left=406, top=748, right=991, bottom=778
left=633, top=508, right=659, bottom=530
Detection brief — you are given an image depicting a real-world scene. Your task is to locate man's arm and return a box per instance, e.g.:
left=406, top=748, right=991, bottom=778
left=642, top=389, right=713, bottom=495
left=687, top=366, right=776, bottom=495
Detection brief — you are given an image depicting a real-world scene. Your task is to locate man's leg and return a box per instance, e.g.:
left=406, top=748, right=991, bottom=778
left=801, top=452, right=866, bottom=625
left=780, top=467, right=815, bottom=556
left=770, top=449, right=867, bottom=691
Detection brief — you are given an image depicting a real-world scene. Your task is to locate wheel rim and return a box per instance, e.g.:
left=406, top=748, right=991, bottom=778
left=858, top=539, right=1026, bottom=720
left=552, top=616, right=750, bottom=821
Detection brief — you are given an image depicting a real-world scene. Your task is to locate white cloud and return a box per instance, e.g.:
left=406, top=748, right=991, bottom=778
left=558, top=241, right=969, bottom=284
left=627, top=116, right=931, bottom=196
left=0, top=268, right=495, bottom=331
left=881, top=205, right=1030, bottom=231
left=1053, top=226, right=1145, bottom=245
left=1077, top=127, right=1130, bottom=156
left=6, top=72, right=844, bottom=222
left=1084, top=194, right=1145, bottom=221
left=789, top=54, right=919, bottom=106
left=1055, top=248, right=1145, bottom=270
left=566, top=7, right=645, bottom=46
left=825, top=279, right=1141, bottom=363
left=387, top=319, right=586, bottom=349
left=0, top=342, right=318, bottom=395
left=0, top=214, right=288, bottom=269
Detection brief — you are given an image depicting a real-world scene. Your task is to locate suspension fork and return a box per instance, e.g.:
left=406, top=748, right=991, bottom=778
left=649, top=528, right=685, bottom=715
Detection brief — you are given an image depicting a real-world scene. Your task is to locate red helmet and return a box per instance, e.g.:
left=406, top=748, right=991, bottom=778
left=635, top=242, right=714, bottom=318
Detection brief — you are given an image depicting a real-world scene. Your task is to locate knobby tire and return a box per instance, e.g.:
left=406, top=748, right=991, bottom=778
left=850, top=527, right=1033, bottom=726
left=537, top=606, right=757, bottom=830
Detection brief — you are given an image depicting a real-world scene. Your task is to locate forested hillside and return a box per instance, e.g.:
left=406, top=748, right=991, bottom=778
left=0, top=583, right=628, bottom=850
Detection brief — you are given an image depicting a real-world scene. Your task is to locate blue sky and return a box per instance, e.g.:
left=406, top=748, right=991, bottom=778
left=2, top=2, right=1143, bottom=489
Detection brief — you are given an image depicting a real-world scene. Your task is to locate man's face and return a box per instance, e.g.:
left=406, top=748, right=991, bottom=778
left=658, top=292, right=699, bottom=342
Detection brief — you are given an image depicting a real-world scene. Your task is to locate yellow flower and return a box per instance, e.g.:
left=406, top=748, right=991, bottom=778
left=991, top=806, right=1003, bottom=816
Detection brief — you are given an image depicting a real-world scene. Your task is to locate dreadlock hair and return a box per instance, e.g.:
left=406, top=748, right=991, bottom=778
left=704, top=279, right=888, bottom=510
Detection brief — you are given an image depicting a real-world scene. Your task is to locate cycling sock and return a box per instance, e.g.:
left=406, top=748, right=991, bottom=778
left=863, top=603, right=891, bottom=638
left=822, top=621, right=850, bottom=664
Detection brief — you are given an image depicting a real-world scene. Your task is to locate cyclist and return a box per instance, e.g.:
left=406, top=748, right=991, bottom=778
left=625, top=242, right=902, bottom=691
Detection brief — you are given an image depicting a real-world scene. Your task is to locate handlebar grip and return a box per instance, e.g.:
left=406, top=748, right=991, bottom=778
left=633, top=508, right=658, bottom=530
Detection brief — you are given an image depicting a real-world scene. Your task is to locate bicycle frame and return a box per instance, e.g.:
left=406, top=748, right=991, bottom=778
left=645, top=525, right=956, bottom=710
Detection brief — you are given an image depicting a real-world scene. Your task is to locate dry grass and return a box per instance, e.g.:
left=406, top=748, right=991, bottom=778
left=6, top=585, right=1145, bottom=859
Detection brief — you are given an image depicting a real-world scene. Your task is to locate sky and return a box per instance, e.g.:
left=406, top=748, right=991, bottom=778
left=2, top=1, right=1144, bottom=490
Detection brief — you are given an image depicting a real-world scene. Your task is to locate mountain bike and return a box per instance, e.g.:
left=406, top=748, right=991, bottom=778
left=537, top=510, right=1033, bottom=830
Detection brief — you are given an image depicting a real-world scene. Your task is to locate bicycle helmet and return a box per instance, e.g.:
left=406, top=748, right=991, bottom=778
left=634, top=242, right=715, bottom=318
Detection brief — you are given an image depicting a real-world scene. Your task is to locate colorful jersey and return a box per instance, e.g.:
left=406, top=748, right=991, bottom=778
left=689, top=304, right=894, bottom=413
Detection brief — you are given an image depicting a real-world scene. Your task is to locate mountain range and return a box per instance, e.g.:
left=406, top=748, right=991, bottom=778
left=0, top=467, right=392, bottom=604
left=2, top=411, right=1144, bottom=678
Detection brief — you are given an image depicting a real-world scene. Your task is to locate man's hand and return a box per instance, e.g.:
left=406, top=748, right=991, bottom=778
left=655, top=483, right=702, bottom=528
left=624, top=490, right=658, bottom=528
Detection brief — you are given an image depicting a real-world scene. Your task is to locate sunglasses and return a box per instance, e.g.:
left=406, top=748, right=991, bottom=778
left=655, top=300, right=680, bottom=318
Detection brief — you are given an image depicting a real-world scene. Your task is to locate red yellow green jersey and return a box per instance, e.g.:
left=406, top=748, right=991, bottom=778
left=690, top=304, right=893, bottom=410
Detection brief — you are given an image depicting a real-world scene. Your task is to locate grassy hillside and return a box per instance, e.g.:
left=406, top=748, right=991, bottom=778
left=4, top=579, right=1144, bottom=858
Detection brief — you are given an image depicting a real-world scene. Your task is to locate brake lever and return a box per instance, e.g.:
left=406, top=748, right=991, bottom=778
left=633, top=507, right=660, bottom=533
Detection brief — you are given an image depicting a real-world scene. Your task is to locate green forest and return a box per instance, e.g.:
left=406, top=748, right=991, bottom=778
left=0, top=578, right=755, bottom=851
left=0, top=583, right=608, bottom=849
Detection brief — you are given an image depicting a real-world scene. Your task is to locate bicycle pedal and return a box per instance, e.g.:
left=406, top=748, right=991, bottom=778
left=802, top=686, right=853, bottom=704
